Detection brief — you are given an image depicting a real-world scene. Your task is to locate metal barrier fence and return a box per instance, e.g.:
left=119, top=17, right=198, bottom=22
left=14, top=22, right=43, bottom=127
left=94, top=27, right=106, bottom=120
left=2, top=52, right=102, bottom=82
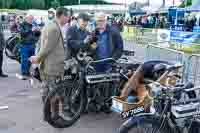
left=123, top=26, right=200, bottom=48
left=0, top=23, right=10, bottom=31
left=136, top=28, right=158, bottom=45
left=142, top=42, right=200, bottom=85
left=123, top=26, right=158, bottom=44
left=145, top=43, right=186, bottom=82
left=185, top=54, right=200, bottom=86
left=145, top=42, right=185, bottom=64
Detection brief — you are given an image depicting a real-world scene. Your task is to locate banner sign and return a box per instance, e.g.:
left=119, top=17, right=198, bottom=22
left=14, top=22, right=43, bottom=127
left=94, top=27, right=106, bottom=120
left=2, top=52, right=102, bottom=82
left=157, top=29, right=170, bottom=47
left=193, top=26, right=200, bottom=33
left=170, top=31, right=200, bottom=45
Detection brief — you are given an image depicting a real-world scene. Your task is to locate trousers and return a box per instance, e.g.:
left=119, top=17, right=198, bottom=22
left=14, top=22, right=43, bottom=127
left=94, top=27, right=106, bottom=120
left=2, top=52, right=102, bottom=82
left=0, top=51, right=3, bottom=74
left=41, top=75, right=63, bottom=102
left=19, top=44, right=35, bottom=75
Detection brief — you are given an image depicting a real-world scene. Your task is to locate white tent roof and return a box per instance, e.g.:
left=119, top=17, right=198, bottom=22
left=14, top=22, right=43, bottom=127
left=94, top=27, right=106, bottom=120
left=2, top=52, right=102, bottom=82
left=65, top=5, right=128, bottom=12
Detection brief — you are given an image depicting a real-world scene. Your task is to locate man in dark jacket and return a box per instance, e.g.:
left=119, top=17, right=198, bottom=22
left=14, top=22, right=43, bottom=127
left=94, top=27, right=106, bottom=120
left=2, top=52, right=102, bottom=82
left=16, top=15, right=35, bottom=80
left=66, top=13, right=95, bottom=57
left=94, top=12, right=123, bottom=72
left=0, top=24, right=8, bottom=77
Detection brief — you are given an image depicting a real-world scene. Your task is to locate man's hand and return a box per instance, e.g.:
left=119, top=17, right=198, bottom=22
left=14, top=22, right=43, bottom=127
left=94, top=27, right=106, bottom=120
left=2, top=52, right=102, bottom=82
left=83, top=35, right=93, bottom=45
left=29, top=56, right=40, bottom=64
left=90, top=42, right=97, bottom=50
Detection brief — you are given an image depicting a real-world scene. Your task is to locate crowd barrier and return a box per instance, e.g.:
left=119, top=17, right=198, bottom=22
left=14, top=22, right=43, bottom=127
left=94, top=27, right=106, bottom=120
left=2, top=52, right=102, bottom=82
left=123, top=26, right=200, bottom=47
left=0, top=23, right=10, bottom=32
left=185, top=54, right=200, bottom=86
left=145, top=42, right=186, bottom=82
left=123, top=26, right=158, bottom=44
left=142, top=41, right=200, bottom=85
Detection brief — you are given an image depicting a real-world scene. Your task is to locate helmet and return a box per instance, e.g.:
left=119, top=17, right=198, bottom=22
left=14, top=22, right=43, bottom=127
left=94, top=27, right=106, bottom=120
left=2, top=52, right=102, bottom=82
left=152, top=63, right=167, bottom=80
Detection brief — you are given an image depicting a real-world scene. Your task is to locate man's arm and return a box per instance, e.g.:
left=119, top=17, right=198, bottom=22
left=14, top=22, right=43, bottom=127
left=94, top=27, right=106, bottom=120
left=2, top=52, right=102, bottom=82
left=37, top=26, right=59, bottom=62
left=111, top=28, right=123, bottom=60
left=120, top=65, right=142, bottom=98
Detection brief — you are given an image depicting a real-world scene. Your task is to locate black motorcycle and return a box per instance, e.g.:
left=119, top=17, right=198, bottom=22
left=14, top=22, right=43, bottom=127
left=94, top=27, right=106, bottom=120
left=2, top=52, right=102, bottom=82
left=5, top=33, right=21, bottom=62
left=119, top=64, right=200, bottom=133
left=43, top=47, right=138, bottom=128
left=5, top=30, right=41, bottom=63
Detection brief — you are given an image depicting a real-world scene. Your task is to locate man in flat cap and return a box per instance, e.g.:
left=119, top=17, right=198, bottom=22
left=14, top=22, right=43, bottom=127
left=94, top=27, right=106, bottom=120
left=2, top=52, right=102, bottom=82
left=66, top=13, right=96, bottom=57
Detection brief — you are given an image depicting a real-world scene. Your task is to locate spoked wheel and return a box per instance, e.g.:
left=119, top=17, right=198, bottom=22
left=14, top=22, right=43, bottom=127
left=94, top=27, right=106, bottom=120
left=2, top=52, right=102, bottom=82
left=5, top=35, right=21, bottom=62
left=43, top=79, right=87, bottom=128
left=119, top=116, right=174, bottom=133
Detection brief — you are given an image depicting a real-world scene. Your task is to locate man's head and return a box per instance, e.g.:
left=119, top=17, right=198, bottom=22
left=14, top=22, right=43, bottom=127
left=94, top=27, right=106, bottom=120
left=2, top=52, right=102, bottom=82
left=56, top=7, right=69, bottom=26
left=95, top=12, right=107, bottom=31
left=25, top=15, right=34, bottom=24
left=77, top=13, right=90, bottom=30
left=48, top=8, right=56, bottom=20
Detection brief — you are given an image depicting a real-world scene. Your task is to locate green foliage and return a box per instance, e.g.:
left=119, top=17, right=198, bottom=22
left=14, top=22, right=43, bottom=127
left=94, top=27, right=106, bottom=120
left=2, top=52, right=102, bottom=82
left=51, top=0, right=60, bottom=9
left=179, top=0, right=193, bottom=7
left=0, top=0, right=111, bottom=9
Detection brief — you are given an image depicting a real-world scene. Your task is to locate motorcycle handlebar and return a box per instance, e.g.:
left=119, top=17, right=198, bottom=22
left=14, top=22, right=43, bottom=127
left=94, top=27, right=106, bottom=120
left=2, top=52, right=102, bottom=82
left=85, top=58, right=116, bottom=72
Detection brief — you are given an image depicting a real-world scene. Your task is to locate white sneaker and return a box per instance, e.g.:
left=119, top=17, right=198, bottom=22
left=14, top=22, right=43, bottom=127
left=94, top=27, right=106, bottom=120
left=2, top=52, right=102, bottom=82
left=16, top=73, right=29, bottom=80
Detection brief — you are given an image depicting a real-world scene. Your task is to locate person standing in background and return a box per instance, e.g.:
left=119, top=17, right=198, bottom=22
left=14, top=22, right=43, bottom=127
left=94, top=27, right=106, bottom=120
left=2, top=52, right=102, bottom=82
left=47, top=8, right=56, bottom=24
left=0, top=23, right=8, bottom=77
left=16, top=15, right=36, bottom=80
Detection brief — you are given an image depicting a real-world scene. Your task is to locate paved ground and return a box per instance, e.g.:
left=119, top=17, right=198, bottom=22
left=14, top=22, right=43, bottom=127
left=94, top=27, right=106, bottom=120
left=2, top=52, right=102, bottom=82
left=0, top=56, right=127, bottom=133
left=0, top=39, right=140, bottom=133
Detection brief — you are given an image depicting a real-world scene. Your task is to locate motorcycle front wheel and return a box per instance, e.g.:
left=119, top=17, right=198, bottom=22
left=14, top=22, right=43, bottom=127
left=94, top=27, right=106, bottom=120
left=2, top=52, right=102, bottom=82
left=5, top=35, right=21, bottom=62
left=43, top=79, right=87, bottom=128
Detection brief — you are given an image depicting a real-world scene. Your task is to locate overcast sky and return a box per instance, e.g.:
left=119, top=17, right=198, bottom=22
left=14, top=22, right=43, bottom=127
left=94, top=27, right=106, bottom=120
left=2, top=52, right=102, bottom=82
left=105, top=0, right=183, bottom=7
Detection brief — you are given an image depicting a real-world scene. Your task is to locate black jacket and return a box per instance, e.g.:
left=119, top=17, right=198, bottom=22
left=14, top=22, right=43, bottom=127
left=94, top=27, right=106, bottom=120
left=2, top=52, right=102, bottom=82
left=66, top=25, right=90, bottom=57
left=19, top=22, right=35, bottom=44
left=0, top=24, right=5, bottom=51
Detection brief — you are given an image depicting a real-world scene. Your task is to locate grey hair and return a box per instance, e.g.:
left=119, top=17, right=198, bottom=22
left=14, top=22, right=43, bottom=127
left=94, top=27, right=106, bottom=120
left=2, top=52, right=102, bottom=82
left=95, top=12, right=106, bottom=20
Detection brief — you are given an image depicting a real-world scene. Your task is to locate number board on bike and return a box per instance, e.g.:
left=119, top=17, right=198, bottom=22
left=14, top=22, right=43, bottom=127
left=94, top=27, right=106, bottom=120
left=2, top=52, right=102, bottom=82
left=121, top=106, right=145, bottom=119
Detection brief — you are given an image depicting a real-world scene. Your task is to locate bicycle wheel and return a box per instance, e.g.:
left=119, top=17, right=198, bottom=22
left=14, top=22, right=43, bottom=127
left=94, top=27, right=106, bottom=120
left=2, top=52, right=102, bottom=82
left=119, top=116, right=172, bottom=133
left=43, top=79, right=87, bottom=128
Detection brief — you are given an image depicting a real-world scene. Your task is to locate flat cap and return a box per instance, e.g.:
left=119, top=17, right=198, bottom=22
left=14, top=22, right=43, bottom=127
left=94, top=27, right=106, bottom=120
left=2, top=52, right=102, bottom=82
left=78, top=13, right=90, bottom=21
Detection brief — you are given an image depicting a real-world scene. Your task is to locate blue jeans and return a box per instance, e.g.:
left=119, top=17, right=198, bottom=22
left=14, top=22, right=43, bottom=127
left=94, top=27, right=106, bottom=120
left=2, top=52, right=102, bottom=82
left=19, top=44, right=35, bottom=75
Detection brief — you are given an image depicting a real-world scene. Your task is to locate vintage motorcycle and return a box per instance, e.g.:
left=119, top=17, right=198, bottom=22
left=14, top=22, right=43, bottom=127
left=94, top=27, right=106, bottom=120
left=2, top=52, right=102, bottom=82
left=119, top=62, right=200, bottom=133
left=43, top=46, right=139, bottom=128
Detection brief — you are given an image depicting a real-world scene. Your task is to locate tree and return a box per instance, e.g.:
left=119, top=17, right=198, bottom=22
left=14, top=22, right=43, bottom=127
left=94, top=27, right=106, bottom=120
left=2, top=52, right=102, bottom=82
left=0, top=0, right=112, bottom=9
left=51, top=0, right=60, bottom=9
left=179, top=0, right=192, bottom=7
left=31, top=0, right=45, bottom=9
